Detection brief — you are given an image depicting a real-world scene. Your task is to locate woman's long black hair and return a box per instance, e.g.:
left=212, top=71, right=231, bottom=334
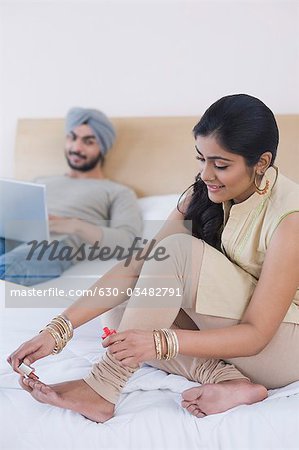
left=178, top=94, right=279, bottom=250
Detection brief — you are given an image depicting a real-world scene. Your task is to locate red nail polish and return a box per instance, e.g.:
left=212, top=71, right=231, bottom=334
left=30, top=373, right=39, bottom=380
left=101, top=327, right=117, bottom=340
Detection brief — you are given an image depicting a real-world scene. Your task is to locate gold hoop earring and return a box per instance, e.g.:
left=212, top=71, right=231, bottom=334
left=254, top=172, right=270, bottom=195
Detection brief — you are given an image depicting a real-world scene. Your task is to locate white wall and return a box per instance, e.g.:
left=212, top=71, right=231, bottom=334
left=1, top=0, right=298, bottom=177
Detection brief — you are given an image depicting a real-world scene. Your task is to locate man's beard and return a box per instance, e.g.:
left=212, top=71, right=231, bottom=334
left=65, top=151, right=103, bottom=172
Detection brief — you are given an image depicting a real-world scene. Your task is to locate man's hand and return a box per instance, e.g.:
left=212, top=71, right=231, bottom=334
left=49, top=215, right=79, bottom=235
left=102, top=329, right=157, bottom=368
left=49, top=215, right=102, bottom=244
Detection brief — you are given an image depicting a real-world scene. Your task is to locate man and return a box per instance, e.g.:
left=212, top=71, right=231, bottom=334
left=0, top=108, right=142, bottom=286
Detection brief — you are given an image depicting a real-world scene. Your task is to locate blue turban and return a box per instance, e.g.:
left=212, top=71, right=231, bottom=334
left=65, top=107, right=116, bottom=156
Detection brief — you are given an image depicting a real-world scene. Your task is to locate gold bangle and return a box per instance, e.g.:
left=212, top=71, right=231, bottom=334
left=54, top=316, right=72, bottom=339
left=44, top=327, right=63, bottom=354
left=52, top=317, right=68, bottom=337
left=168, top=329, right=179, bottom=359
left=153, top=330, right=162, bottom=360
left=50, top=320, right=68, bottom=345
left=160, top=328, right=179, bottom=360
left=60, top=314, right=74, bottom=338
left=52, top=319, right=70, bottom=346
left=39, top=314, right=74, bottom=355
left=47, top=325, right=64, bottom=349
left=161, top=329, right=171, bottom=360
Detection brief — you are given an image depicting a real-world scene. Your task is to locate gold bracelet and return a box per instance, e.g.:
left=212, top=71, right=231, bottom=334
left=60, top=314, right=74, bottom=338
left=166, top=328, right=176, bottom=359
left=161, top=329, right=171, bottom=360
left=50, top=320, right=68, bottom=346
left=44, top=326, right=64, bottom=354
left=54, top=315, right=73, bottom=339
left=39, top=314, right=74, bottom=355
left=169, top=329, right=179, bottom=358
left=160, top=328, right=179, bottom=360
left=153, top=330, right=162, bottom=360
left=169, top=328, right=179, bottom=359
left=48, top=320, right=67, bottom=345
left=52, top=318, right=71, bottom=345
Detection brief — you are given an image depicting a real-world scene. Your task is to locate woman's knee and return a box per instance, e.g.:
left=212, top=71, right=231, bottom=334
left=137, top=234, right=204, bottom=296
left=157, top=233, right=204, bottom=260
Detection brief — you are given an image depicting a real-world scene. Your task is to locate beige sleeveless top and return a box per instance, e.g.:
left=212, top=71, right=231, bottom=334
left=196, top=166, right=299, bottom=324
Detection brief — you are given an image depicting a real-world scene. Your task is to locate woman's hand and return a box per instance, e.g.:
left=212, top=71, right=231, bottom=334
left=7, top=330, right=56, bottom=376
left=102, top=329, right=156, bottom=368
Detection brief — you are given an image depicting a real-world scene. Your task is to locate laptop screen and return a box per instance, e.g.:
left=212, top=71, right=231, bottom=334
left=0, top=179, right=50, bottom=242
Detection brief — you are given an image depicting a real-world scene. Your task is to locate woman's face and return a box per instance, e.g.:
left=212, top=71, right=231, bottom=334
left=195, top=135, right=257, bottom=204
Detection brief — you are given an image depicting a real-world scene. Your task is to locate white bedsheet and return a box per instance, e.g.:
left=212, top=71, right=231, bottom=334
left=1, top=194, right=299, bottom=449
left=1, top=281, right=299, bottom=450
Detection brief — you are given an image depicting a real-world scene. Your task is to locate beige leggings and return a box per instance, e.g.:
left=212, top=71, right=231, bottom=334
left=84, top=234, right=299, bottom=404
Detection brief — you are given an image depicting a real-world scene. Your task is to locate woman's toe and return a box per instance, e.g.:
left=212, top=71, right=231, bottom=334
left=182, top=386, right=202, bottom=402
left=19, top=376, right=33, bottom=392
left=186, top=404, right=198, bottom=414
left=181, top=400, right=191, bottom=408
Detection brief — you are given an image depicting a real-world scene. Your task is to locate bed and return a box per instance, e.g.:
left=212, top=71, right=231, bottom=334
left=1, top=115, right=299, bottom=449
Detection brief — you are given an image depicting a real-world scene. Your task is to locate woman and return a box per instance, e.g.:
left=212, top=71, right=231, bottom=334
left=8, top=94, right=299, bottom=423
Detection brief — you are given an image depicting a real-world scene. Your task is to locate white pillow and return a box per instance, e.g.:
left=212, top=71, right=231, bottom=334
left=138, top=194, right=180, bottom=219
left=137, top=194, right=180, bottom=240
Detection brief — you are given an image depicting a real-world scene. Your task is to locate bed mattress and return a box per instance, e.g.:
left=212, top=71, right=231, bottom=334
left=1, top=280, right=299, bottom=450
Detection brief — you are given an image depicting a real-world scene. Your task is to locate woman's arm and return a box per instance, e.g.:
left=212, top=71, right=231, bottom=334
left=62, top=206, right=189, bottom=329
left=106, top=213, right=299, bottom=365
left=8, top=205, right=189, bottom=372
left=177, top=212, right=299, bottom=358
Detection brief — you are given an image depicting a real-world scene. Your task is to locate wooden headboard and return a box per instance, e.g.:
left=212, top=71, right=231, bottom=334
left=15, top=115, right=299, bottom=197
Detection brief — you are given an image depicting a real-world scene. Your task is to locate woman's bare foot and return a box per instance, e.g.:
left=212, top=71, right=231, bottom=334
left=181, top=379, right=268, bottom=418
left=19, top=377, right=114, bottom=423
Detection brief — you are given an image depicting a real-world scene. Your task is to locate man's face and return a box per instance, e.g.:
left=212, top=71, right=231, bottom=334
left=65, top=124, right=102, bottom=172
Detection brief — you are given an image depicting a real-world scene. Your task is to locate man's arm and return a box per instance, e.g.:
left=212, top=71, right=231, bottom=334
left=98, top=188, right=143, bottom=249
left=49, top=215, right=103, bottom=244
left=49, top=188, right=142, bottom=247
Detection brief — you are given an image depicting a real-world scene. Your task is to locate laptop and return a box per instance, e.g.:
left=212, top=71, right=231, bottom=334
left=0, top=178, right=50, bottom=243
